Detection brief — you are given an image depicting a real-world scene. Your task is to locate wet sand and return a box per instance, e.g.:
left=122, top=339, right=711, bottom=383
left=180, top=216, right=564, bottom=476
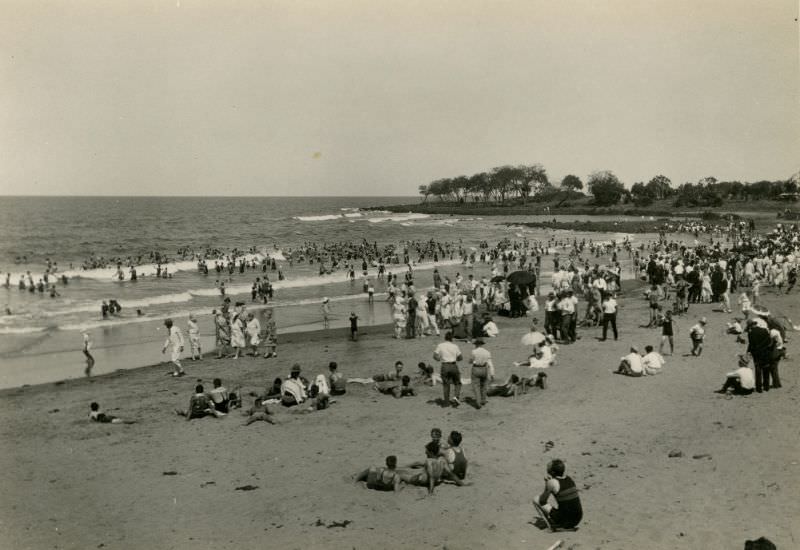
left=0, top=284, right=797, bottom=549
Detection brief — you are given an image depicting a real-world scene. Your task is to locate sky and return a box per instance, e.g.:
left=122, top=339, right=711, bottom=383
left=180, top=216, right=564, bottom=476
left=1, top=0, right=798, bottom=196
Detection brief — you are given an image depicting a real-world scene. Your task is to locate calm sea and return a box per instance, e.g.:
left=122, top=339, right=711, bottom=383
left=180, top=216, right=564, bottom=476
left=0, top=196, right=641, bottom=388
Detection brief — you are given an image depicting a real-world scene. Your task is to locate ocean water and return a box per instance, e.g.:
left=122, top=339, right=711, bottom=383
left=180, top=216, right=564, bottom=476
left=0, top=196, right=644, bottom=388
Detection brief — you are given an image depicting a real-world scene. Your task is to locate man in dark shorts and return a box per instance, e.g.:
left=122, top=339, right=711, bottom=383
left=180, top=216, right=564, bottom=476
left=355, top=455, right=402, bottom=492
left=536, top=458, right=583, bottom=529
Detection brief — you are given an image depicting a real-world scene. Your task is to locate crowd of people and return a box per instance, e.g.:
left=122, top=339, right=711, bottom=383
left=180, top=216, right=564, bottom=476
left=78, top=219, right=800, bottom=537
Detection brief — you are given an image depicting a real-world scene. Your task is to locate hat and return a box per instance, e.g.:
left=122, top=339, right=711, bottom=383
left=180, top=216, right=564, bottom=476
left=322, top=297, right=329, bottom=303
left=699, top=317, right=707, bottom=324
left=291, top=363, right=301, bottom=373
left=473, top=339, right=485, bottom=346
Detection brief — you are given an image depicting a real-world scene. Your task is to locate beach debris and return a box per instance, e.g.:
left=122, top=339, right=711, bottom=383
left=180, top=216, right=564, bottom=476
left=668, top=450, right=683, bottom=458
left=200, top=481, right=216, bottom=488
left=235, top=484, right=259, bottom=491
left=581, top=451, right=591, bottom=456
left=692, top=453, right=712, bottom=460
left=48, top=409, right=59, bottom=414
left=607, top=464, right=618, bottom=468
left=162, top=471, right=178, bottom=476
left=544, top=441, right=555, bottom=452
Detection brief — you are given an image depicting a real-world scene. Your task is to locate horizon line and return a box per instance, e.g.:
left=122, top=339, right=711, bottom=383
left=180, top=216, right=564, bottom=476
left=0, top=194, right=421, bottom=199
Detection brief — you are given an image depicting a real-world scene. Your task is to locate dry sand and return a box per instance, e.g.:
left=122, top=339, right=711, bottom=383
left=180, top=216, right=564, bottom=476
left=1, top=286, right=798, bottom=550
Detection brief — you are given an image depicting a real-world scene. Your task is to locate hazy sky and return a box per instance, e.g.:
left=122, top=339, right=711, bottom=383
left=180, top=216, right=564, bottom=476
left=1, top=1, right=798, bottom=196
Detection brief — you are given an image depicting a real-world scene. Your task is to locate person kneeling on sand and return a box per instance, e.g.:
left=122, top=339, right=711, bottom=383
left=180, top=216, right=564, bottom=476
left=355, top=455, right=403, bottom=492
left=535, top=458, right=583, bottom=529
left=89, top=402, right=136, bottom=424
left=614, top=346, right=644, bottom=377
left=375, top=375, right=417, bottom=398
left=175, top=385, right=226, bottom=420
left=714, top=354, right=756, bottom=396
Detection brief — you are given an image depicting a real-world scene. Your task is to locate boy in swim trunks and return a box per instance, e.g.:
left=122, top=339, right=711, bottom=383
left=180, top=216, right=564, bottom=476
left=397, top=441, right=467, bottom=495
left=355, top=455, right=402, bottom=492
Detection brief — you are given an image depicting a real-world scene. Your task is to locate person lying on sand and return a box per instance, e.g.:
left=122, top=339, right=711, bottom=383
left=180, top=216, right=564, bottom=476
left=487, top=374, right=522, bottom=397
left=88, top=402, right=136, bottom=424
left=243, top=403, right=277, bottom=425
left=536, top=458, right=583, bottom=529
left=355, top=455, right=403, bottom=492
left=414, top=362, right=441, bottom=386
left=374, top=375, right=417, bottom=398
left=175, top=385, right=226, bottom=421
left=348, top=360, right=404, bottom=385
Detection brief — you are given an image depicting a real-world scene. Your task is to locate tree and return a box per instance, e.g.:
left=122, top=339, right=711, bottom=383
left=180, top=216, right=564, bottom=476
left=560, top=174, right=583, bottom=192
left=645, top=175, right=672, bottom=200
left=519, top=164, right=549, bottom=204
left=587, top=171, right=625, bottom=206
left=418, top=184, right=430, bottom=203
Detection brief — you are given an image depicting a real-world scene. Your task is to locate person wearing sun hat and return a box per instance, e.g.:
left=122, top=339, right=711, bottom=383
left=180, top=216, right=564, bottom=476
left=689, top=317, right=707, bottom=357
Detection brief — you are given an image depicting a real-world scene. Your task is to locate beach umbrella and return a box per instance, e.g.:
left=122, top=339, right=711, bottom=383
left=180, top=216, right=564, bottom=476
left=521, top=331, right=546, bottom=346
left=507, top=270, right=536, bottom=286
left=490, top=275, right=506, bottom=283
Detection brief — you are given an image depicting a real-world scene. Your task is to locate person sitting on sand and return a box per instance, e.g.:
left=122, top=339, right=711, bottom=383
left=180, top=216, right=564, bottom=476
left=614, top=346, right=644, bottom=377
left=209, top=378, right=240, bottom=413
left=354, top=455, right=403, bottom=492
left=714, top=353, right=756, bottom=396
left=441, top=431, right=468, bottom=481
left=641, top=345, right=665, bottom=376
left=536, top=458, right=583, bottom=529
left=175, top=385, right=226, bottom=420
left=414, top=362, right=441, bottom=386
left=514, top=340, right=555, bottom=370
left=88, top=402, right=136, bottom=424
left=518, top=372, right=548, bottom=392
left=482, top=315, right=499, bottom=338
left=396, top=441, right=467, bottom=495
left=280, top=364, right=308, bottom=407
left=375, top=375, right=417, bottom=398
left=727, top=319, right=746, bottom=343
left=328, top=362, right=346, bottom=395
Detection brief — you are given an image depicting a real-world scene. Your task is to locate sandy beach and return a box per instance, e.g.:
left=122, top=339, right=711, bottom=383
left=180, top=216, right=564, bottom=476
left=1, top=281, right=797, bottom=550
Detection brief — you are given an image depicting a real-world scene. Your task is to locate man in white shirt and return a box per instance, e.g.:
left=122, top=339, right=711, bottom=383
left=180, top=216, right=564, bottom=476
left=600, top=293, right=618, bottom=341
left=641, top=345, right=665, bottom=375
left=433, top=331, right=463, bottom=406
left=162, top=318, right=186, bottom=377
left=614, top=346, right=643, bottom=377
left=469, top=339, right=495, bottom=408
left=714, top=354, right=755, bottom=395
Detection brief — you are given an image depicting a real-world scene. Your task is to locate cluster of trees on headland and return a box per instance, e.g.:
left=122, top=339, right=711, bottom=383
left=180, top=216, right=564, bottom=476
left=418, top=164, right=800, bottom=207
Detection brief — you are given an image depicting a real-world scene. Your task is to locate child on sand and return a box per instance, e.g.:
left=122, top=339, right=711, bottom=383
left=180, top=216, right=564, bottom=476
left=535, top=458, right=583, bottom=529
left=349, top=311, right=359, bottom=341
left=689, top=317, right=707, bottom=357
left=88, top=402, right=136, bottom=424
left=187, top=315, right=202, bottom=360
left=659, top=310, right=675, bottom=355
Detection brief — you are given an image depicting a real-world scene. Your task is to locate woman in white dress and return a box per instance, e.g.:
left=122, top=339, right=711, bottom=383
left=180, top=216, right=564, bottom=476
left=230, top=313, right=246, bottom=358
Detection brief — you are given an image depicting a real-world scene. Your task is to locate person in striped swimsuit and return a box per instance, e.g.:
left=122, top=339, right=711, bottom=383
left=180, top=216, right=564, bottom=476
left=536, top=459, right=583, bottom=529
